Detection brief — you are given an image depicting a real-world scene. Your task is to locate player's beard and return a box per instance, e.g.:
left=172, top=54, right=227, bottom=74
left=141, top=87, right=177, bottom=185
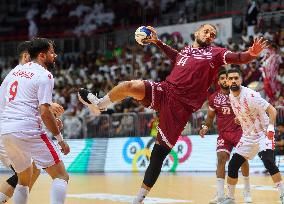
left=220, top=84, right=229, bottom=90
left=196, top=38, right=210, bottom=47
left=45, top=60, right=55, bottom=70
left=230, top=84, right=240, bottom=91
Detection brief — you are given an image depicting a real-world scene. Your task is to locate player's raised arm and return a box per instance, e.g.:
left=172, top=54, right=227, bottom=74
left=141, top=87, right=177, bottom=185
left=225, top=37, right=268, bottom=64
left=144, top=26, right=179, bottom=63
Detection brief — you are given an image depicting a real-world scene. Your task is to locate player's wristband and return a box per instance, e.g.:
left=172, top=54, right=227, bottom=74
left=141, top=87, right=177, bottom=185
left=202, top=125, right=209, bottom=130
left=54, top=133, right=64, bottom=143
left=267, top=124, right=275, bottom=133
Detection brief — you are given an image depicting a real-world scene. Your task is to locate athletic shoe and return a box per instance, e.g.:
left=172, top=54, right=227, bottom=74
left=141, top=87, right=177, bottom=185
left=243, top=191, right=252, bottom=203
left=132, top=198, right=144, bottom=204
left=217, top=197, right=236, bottom=204
left=280, top=195, right=284, bottom=204
left=78, top=88, right=101, bottom=115
left=209, top=194, right=225, bottom=204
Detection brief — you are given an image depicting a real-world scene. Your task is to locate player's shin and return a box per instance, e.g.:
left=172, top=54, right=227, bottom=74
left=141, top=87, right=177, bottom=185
left=133, top=144, right=170, bottom=203
left=13, top=184, right=29, bottom=204
left=51, top=178, right=68, bottom=204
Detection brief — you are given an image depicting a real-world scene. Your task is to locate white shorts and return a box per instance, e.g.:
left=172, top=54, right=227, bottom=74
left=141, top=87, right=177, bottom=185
left=1, top=131, right=62, bottom=173
left=0, top=138, right=12, bottom=167
left=236, top=135, right=274, bottom=160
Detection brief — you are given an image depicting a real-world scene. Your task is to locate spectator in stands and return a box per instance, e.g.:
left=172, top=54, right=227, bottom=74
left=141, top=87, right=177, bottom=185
left=63, top=108, right=83, bottom=139
left=243, top=60, right=262, bottom=86
left=41, top=3, right=58, bottom=20
left=245, top=0, right=259, bottom=37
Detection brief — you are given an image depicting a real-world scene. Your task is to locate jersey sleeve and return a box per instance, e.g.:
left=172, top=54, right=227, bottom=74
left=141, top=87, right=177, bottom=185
left=214, top=47, right=231, bottom=67
left=37, top=73, right=54, bottom=105
left=253, top=92, right=270, bottom=111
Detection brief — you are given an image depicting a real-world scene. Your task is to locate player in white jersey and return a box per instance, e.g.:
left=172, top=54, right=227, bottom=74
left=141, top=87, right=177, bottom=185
left=0, top=41, right=65, bottom=203
left=0, top=38, right=70, bottom=204
left=219, top=68, right=284, bottom=204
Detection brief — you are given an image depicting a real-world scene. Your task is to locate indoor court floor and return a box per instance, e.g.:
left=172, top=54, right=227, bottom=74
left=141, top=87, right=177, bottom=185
left=1, top=172, right=282, bottom=204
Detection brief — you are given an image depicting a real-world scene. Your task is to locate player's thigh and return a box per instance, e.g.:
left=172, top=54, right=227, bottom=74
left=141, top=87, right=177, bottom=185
left=236, top=137, right=259, bottom=160
left=30, top=133, right=62, bottom=170
left=139, top=80, right=164, bottom=111
left=259, top=136, right=274, bottom=152
left=157, top=98, right=191, bottom=148
left=217, top=133, right=234, bottom=155
left=1, top=133, right=32, bottom=173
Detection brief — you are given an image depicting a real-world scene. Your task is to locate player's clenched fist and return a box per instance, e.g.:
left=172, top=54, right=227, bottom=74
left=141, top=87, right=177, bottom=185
left=267, top=124, right=275, bottom=140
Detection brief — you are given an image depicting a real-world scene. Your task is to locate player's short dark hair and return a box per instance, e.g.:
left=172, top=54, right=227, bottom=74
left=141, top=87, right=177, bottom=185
left=218, top=68, right=227, bottom=79
left=28, top=38, right=55, bottom=60
left=17, top=41, right=31, bottom=58
left=227, top=68, right=242, bottom=77
left=277, top=121, right=284, bottom=127
left=198, top=24, right=217, bottom=33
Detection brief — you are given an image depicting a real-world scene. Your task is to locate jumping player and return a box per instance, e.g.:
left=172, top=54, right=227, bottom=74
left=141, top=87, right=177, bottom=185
left=199, top=69, right=251, bottom=203
left=219, top=68, right=284, bottom=204
left=78, top=24, right=267, bottom=204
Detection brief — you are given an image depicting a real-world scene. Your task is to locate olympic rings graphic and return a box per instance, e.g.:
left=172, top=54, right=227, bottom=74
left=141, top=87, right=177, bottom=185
left=123, top=137, right=144, bottom=164
left=123, top=136, right=192, bottom=172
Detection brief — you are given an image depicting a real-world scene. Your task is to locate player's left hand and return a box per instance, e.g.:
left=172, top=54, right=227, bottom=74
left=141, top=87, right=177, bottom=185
left=58, top=140, right=70, bottom=155
left=267, top=124, right=275, bottom=140
left=50, top=103, right=64, bottom=117
left=248, top=37, right=269, bottom=57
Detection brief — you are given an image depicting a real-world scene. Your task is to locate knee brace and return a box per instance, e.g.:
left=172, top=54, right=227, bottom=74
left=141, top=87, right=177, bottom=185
left=143, top=144, right=170, bottom=188
left=228, top=153, right=246, bottom=179
left=6, top=174, right=18, bottom=188
left=259, top=150, right=279, bottom=176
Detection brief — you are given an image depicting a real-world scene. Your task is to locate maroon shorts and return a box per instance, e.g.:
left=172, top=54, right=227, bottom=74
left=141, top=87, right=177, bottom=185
left=216, top=129, right=243, bottom=154
left=140, top=80, right=192, bottom=149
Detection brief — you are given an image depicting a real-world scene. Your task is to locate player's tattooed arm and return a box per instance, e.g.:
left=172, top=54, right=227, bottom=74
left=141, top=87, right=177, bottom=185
left=225, top=37, right=268, bottom=64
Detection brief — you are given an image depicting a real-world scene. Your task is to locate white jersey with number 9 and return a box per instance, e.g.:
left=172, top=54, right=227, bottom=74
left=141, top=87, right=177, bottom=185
left=0, top=62, right=54, bottom=135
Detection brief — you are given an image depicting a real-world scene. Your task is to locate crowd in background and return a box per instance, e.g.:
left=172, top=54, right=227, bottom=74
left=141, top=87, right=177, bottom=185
left=0, top=0, right=283, bottom=139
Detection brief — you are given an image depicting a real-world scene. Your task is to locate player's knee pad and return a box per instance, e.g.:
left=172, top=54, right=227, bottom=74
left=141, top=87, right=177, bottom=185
left=143, top=144, right=171, bottom=188
left=259, top=150, right=279, bottom=175
left=6, top=174, right=18, bottom=188
left=228, top=153, right=246, bottom=179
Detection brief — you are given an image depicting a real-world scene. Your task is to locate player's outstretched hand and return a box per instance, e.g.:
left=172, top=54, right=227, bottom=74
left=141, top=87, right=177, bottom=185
left=50, top=103, right=64, bottom=117
left=58, top=141, right=70, bottom=155
left=143, top=26, right=158, bottom=44
left=249, top=37, right=269, bottom=57
left=199, top=125, right=208, bottom=138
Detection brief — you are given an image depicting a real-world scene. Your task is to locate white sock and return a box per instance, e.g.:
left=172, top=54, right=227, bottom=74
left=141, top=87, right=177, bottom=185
left=243, top=176, right=250, bottom=192
left=275, top=181, right=284, bottom=197
left=216, top=178, right=225, bottom=199
left=98, top=94, right=112, bottom=109
left=13, top=184, right=29, bottom=204
left=135, top=188, right=149, bottom=202
left=227, top=184, right=236, bottom=199
left=0, top=192, right=9, bottom=202
left=51, top=178, right=68, bottom=204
